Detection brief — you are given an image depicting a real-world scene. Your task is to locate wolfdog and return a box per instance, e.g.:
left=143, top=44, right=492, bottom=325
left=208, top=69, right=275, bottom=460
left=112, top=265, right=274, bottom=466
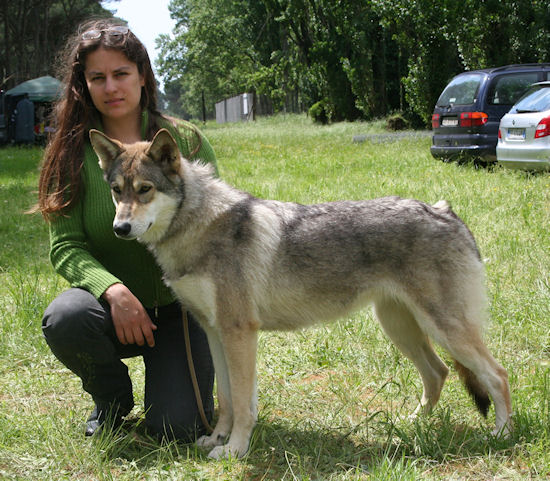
left=90, top=128, right=512, bottom=459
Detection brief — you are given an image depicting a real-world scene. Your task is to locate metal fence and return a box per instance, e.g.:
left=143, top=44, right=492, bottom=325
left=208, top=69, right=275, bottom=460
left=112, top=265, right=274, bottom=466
left=215, top=93, right=253, bottom=123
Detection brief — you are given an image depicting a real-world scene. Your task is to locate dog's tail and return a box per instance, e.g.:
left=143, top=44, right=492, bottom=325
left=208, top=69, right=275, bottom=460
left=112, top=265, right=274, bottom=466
left=432, top=199, right=483, bottom=262
left=454, top=360, right=491, bottom=417
left=432, top=199, right=452, bottom=211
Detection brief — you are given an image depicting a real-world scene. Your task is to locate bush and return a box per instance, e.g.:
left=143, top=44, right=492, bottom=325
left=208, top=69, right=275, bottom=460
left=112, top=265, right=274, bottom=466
left=309, top=100, right=333, bottom=125
left=386, top=113, right=410, bottom=131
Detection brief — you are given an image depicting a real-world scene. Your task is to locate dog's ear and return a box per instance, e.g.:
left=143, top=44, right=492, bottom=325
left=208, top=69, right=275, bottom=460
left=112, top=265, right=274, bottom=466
left=146, top=129, right=181, bottom=176
left=89, top=129, right=125, bottom=172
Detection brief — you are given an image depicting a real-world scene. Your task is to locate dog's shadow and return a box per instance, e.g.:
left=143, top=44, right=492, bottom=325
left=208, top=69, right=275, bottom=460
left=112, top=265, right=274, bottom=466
left=98, top=411, right=516, bottom=477
left=243, top=416, right=513, bottom=477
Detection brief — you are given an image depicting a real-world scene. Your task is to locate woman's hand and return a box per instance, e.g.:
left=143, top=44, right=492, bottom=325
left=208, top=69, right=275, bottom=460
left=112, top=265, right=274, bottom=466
left=102, top=283, right=157, bottom=347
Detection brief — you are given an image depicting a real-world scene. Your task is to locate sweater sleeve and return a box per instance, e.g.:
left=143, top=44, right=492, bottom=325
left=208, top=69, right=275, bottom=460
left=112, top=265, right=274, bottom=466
left=49, top=194, right=121, bottom=299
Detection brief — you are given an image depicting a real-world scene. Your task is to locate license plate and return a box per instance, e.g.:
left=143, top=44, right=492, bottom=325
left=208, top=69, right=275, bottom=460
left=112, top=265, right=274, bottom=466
left=441, top=118, right=458, bottom=127
left=507, top=128, right=525, bottom=140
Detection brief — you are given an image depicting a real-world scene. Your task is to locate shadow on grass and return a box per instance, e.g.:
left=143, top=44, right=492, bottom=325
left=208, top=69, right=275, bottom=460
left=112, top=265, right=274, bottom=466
left=243, top=414, right=519, bottom=478
left=92, top=409, right=524, bottom=479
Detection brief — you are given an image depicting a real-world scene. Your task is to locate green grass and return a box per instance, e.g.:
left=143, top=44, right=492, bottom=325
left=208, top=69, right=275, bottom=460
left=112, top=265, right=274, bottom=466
left=1, top=114, right=549, bottom=479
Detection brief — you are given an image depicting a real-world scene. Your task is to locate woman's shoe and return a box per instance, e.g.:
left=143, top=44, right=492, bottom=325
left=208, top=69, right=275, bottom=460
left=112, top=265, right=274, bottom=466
left=84, top=405, right=127, bottom=436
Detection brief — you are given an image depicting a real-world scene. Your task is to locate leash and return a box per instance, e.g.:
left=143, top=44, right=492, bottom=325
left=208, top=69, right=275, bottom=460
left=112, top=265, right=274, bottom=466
left=182, top=309, right=214, bottom=434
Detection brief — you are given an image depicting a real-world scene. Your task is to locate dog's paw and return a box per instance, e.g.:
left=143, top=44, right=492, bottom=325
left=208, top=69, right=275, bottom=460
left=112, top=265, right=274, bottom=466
left=207, top=442, right=248, bottom=460
left=491, top=422, right=513, bottom=439
left=197, top=433, right=226, bottom=449
left=409, top=401, right=433, bottom=420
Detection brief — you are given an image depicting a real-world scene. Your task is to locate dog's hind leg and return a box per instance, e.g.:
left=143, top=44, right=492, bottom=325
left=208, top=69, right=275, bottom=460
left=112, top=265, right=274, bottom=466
left=410, top=282, right=512, bottom=436
left=439, top=329, right=512, bottom=437
left=374, top=298, right=449, bottom=417
left=196, top=326, right=234, bottom=450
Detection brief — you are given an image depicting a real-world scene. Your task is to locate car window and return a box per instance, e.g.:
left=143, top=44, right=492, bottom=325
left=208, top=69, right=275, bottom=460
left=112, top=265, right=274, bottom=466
left=511, top=86, right=550, bottom=113
left=436, top=73, right=483, bottom=107
left=487, top=73, right=539, bottom=105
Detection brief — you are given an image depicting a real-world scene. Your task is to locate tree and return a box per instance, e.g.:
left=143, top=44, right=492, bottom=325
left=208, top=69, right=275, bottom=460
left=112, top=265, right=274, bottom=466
left=157, top=0, right=404, bottom=121
left=157, top=0, right=550, bottom=123
left=0, top=0, right=115, bottom=89
left=157, top=0, right=260, bottom=118
left=382, top=0, right=550, bottom=124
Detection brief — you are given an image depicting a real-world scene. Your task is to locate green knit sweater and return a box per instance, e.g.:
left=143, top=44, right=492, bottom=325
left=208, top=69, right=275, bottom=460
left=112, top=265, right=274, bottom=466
left=48, top=113, right=217, bottom=308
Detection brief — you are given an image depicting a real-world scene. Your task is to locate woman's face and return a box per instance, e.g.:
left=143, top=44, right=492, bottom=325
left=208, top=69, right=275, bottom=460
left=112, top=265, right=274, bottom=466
left=84, top=47, right=144, bottom=125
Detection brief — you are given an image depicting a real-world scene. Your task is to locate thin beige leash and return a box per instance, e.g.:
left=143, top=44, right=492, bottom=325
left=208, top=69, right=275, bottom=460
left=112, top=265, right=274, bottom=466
left=182, top=308, right=214, bottom=433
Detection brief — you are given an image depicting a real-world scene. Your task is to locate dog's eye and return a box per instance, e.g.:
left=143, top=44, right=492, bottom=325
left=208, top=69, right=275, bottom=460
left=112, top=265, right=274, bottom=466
left=112, top=185, right=121, bottom=194
left=139, top=185, right=152, bottom=194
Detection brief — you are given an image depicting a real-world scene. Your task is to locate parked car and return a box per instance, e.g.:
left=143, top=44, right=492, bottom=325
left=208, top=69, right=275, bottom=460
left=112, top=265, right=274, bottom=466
left=431, top=64, right=550, bottom=163
left=497, top=81, right=550, bottom=171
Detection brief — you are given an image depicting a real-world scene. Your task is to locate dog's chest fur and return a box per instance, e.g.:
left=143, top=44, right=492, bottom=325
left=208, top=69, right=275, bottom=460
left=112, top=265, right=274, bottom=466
left=166, top=274, right=217, bottom=327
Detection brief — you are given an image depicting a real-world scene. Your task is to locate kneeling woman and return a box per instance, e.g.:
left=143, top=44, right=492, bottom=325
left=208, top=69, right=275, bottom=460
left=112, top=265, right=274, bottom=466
left=35, top=18, right=215, bottom=440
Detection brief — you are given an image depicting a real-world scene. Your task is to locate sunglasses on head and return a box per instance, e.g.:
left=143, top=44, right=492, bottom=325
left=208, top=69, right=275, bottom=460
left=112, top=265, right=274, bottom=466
left=81, top=25, right=129, bottom=42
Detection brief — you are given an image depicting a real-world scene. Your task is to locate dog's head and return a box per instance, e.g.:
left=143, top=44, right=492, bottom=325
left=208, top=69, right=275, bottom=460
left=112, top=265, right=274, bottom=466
left=90, top=128, right=183, bottom=243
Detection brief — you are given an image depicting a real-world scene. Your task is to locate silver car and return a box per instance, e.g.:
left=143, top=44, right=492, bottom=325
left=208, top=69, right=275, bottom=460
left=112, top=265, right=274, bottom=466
left=497, top=81, right=550, bottom=170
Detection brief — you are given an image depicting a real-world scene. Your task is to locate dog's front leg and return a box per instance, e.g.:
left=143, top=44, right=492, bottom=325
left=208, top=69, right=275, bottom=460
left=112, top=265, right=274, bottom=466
left=207, top=324, right=258, bottom=460
left=196, top=327, right=233, bottom=449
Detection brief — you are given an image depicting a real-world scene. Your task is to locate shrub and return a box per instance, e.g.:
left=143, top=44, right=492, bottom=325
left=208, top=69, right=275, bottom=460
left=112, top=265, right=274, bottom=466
left=309, top=100, right=333, bottom=125
left=386, top=113, right=410, bottom=131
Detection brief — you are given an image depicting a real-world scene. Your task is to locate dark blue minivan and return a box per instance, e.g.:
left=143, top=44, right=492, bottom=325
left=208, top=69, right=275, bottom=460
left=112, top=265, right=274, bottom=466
left=431, top=64, right=550, bottom=162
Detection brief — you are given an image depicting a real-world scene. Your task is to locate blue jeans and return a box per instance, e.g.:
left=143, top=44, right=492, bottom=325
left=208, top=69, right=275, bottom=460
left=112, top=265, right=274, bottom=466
left=42, top=288, right=214, bottom=441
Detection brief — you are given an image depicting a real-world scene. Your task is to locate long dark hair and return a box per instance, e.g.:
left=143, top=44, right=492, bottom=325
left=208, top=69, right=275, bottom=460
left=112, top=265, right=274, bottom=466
left=35, top=18, right=163, bottom=220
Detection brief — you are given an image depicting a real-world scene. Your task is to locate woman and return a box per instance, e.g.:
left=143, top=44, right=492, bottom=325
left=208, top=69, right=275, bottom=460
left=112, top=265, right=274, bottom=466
left=35, top=18, right=215, bottom=441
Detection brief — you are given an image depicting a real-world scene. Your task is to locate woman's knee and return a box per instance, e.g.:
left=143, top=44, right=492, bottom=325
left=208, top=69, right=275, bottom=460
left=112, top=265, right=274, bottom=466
left=42, top=288, right=108, bottom=343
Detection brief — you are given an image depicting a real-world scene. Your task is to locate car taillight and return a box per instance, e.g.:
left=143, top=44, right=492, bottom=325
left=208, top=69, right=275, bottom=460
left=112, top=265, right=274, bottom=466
left=534, top=116, right=550, bottom=138
left=498, top=128, right=502, bottom=140
left=459, top=112, right=488, bottom=127
left=431, top=113, right=440, bottom=129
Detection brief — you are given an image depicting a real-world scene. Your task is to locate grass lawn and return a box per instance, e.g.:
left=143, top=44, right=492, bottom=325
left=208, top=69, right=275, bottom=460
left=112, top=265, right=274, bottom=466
left=0, top=114, right=549, bottom=480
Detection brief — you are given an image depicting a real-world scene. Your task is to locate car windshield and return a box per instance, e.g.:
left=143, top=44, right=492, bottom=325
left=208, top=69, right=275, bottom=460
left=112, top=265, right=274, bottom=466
left=510, top=86, right=550, bottom=113
left=436, top=73, right=483, bottom=107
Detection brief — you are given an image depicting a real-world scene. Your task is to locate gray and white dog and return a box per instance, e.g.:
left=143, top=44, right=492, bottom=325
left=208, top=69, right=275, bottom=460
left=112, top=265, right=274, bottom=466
left=90, top=128, right=512, bottom=459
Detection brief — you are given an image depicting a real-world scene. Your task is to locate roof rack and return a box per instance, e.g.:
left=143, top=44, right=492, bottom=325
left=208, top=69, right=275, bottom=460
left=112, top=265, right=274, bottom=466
left=491, top=63, right=550, bottom=72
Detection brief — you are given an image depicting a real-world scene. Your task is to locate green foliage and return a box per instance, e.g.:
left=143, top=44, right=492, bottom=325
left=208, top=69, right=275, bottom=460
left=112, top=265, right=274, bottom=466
left=157, top=0, right=270, bottom=118
left=308, top=99, right=332, bottom=125
left=158, top=0, right=550, bottom=124
left=0, top=0, right=114, bottom=88
left=386, top=112, right=409, bottom=131
left=158, top=0, right=404, bottom=120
